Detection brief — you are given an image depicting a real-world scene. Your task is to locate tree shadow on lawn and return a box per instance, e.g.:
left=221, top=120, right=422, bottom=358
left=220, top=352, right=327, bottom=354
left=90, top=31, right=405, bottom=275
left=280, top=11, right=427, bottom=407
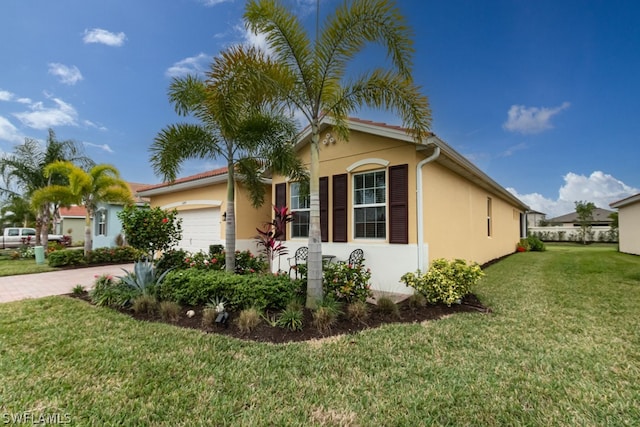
left=69, top=293, right=490, bottom=344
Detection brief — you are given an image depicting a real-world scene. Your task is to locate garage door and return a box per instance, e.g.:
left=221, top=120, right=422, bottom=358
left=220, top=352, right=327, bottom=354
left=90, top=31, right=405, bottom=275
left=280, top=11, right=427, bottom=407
left=177, top=208, right=221, bottom=253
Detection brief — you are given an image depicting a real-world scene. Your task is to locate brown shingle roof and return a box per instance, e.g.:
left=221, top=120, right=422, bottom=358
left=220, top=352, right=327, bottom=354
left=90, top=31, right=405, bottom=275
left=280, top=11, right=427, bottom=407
left=136, top=167, right=229, bottom=193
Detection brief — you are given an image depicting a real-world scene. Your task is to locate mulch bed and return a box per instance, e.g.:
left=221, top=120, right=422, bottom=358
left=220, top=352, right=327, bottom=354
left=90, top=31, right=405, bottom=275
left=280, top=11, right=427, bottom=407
left=68, top=293, right=490, bottom=344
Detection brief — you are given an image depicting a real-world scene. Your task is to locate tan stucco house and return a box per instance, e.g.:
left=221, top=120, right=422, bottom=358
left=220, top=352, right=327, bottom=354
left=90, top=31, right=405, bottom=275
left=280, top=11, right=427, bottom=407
left=610, top=193, right=640, bottom=255
left=138, top=117, right=528, bottom=294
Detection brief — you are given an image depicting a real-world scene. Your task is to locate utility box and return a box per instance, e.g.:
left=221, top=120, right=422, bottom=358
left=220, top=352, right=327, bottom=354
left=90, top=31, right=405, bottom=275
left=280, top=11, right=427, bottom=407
left=34, top=246, right=45, bottom=265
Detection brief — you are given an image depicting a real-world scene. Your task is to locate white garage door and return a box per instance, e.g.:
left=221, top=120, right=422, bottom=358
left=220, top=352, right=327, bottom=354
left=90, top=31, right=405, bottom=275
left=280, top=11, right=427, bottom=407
left=177, top=208, right=221, bottom=253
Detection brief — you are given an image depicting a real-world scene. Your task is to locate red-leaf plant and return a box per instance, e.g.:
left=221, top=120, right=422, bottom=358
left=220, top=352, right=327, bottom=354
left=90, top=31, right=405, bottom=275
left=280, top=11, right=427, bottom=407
left=255, top=206, right=294, bottom=272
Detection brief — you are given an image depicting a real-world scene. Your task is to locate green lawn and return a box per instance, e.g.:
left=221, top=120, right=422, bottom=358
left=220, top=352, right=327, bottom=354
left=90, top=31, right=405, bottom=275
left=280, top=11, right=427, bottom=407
left=0, top=257, right=57, bottom=276
left=1, top=245, right=638, bottom=425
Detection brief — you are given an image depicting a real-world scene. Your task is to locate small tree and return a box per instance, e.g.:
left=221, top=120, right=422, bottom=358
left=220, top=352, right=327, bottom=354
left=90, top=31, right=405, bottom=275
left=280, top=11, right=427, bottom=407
left=575, top=200, right=596, bottom=245
left=118, top=205, right=183, bottom=261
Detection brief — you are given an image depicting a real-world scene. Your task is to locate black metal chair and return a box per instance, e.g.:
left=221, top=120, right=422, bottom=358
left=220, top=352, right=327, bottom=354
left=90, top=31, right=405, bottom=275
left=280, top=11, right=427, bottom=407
left=347, top=249, right=364, bottom=266
left=288, top=246, right=308, bottom=278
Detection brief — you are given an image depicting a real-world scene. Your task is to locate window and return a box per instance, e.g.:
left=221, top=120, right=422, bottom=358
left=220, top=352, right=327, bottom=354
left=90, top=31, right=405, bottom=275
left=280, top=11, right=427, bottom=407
left=97, top=209, right=107, bottom=236
left=290, top=182, right=310, bottom=238
left=353, top=170, right=386, bottom=239
left=487, top=197, right=492, bottom=237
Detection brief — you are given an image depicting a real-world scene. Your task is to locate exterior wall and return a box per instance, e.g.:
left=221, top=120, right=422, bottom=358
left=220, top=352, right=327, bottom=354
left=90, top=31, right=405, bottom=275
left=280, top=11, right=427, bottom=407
left=147, top=181, right=271, bottom=253
left=273, top=127, right=525, bottom=294
left=92, top=204, right=126, bottom=249
left=618, top=201, right=640, bottom=255
left=60, top=217, right=85, bottom=245
left=422, top=162, right=522, bottom=266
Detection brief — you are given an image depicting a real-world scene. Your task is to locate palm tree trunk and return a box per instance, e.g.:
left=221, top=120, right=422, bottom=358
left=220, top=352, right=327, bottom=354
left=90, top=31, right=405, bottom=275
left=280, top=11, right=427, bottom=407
left=306, top=126, right=323, bottom=308
left=84, top=212, right=92, bottom=256
left=225, top=162, right=236, bottom=273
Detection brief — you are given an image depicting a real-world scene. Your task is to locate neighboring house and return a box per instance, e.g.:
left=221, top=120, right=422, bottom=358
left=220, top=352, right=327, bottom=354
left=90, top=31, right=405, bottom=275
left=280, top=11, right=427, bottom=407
left=526, top=210, right=546, bottom=227
left=92, top=182, right=149, bottom=249
left=58, top=206, right=87, bottom=245
left=136, top=170, right=272, bottom=254
left=546, top=207, right=615, bottom=227
left=138, top=117, right=529, bottom=294
left=610, top=193, right=640, bottom=255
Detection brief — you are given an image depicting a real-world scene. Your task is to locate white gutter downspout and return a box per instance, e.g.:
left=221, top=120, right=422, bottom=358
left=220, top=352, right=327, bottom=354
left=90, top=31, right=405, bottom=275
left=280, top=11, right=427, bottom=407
left=416, top=140, right=440, bottom=272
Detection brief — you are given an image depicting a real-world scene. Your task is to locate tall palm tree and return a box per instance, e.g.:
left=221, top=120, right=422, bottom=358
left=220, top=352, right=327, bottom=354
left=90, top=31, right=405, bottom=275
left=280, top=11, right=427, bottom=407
left=0, top=194, right=36, bottom=227
left=149, top=48, right=307, bottom=273
left=243, top=0, right=431, bottom=307
left=31, top=161, right=133, bottom=256
left=0, top=129, right=94, bottom=245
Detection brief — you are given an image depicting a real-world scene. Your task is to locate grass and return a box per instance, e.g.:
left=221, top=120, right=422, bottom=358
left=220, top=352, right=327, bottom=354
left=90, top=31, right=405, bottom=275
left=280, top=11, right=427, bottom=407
left=0, top=257, right=57, bottom=276
left=1, top=245, right=639, bottom=425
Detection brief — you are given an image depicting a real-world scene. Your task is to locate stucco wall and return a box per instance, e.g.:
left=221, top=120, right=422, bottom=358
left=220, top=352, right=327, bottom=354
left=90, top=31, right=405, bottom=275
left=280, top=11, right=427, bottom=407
left=422, top=162, right=522, bottom=266
left=59, top=218, right=85, bottom=245
left=618, top=201, right=640, bottom=255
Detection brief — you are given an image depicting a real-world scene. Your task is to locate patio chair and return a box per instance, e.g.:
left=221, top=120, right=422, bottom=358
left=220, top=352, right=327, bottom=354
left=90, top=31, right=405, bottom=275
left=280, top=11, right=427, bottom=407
left=288, top=246, right=308, bottom=279
left=345, top=248, right=364, bottom=266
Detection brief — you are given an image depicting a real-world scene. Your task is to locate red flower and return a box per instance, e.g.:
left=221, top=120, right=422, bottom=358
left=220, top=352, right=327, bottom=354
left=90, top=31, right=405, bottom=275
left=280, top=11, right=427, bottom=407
left=162, top=218, right=168, bottom=223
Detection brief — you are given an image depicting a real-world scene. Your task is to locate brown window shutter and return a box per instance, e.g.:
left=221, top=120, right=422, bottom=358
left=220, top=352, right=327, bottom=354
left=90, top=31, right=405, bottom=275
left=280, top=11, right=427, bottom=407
left=275, top=183, right=287, bottom=240
left=320, top=176, right=329, bottom=242
left=332, top=174, right=347, bottom=242
left=389, top=164, right=408, bottom=244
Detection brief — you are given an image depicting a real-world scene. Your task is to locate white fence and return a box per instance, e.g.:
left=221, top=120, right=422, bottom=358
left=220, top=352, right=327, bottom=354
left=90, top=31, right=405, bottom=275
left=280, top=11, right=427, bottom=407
left=528, top=226, right=618, bottom=243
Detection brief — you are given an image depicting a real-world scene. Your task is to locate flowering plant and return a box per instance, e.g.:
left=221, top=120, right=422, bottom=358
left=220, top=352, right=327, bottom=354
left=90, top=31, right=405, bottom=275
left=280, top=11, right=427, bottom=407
left=401, top=259, right=484, bottom=306
left=323, top=261, right=372, bottom=303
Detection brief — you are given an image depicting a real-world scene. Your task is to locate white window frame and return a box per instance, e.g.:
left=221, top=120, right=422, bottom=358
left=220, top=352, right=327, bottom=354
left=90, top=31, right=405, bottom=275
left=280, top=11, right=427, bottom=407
left=96, top=209, right=107, bottom=236
left=290, top=182, right=310, bottom=238
left=352, top=169, right=386, bottom=240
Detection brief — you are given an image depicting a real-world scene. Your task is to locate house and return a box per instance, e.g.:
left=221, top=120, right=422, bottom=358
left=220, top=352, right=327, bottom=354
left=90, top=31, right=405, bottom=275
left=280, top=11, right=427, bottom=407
left=92, top=182, right=150, bottom=249
left=58, top=205, right=87, bottom=245
left=138, top=117, right=529, bottom=294
left=136, top=169, right=272, bottom=254
left=610, top=193, right=640, bottom=255
left=546, top=207, right=615, bottom=227
left=526, top=210, right=546, bottom=227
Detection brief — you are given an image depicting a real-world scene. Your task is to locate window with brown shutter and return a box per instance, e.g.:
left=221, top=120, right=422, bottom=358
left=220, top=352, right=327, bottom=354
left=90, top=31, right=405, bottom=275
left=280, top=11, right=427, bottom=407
left=388, top=164, right=408, bottom=244
left=275, top=183, right=287, bottom=240
left=332, top=174, right=347, bottom=242
left=320, top=176, right=329, bottom=242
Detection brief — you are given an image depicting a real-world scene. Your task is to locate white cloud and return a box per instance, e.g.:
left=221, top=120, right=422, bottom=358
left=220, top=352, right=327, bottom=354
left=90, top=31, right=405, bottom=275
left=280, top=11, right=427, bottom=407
left=199, top=0, right=232, bottom=5
left=0, top=116, right=24, bottom=144
left=503, top=102, right=570, bottom=134
left=48, top=63, right=83, bottom=85
left=83, top=141, right=113, bottom=153
left=0, top=90, right=14, bottom=102
left=499, top=142, right=527, bottom=157
left=83, top=120, right=107, bottom=131
left=509, top=171, right=639, bottom=218
left=165, top=53, right=210, bottom=78
left=240, top=25, right=273, bottom=56
left=83, top=28, right=126, bottom=47
left=16, top=98, right=31, bottom=104
left=13, top=97, right=78, bottom=130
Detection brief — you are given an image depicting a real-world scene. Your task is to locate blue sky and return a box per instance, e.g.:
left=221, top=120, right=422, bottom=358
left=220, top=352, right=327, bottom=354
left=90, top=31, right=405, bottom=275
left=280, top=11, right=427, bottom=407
left=1, top=0, right=638, bottom=218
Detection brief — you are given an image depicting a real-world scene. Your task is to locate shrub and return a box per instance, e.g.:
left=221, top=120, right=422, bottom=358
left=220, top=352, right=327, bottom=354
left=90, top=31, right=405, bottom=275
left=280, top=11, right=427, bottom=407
left=159, top=301, right=181, bottom=322
left=236, top=308, right=261, bottom=333
left=323, top=261, right=372, bottom=303
left=346, top=300, right=370, bottom=323
left=375, top=296, right=399, bottom=317
left=118, top=205, right=183, bottom=260
left=525, top=235, right=546, bottom=252
left=89, top=274, right=137, bottom=308
left=131, top=294, right=158, bottom=315
left=71, top=284, right=86, bottom=295
left=48, top=249, right=86, bottom=267
left=160, top=269, right=302, bottom=310
left=313, top=295, right=342, bottom=334
left=88, top=246, right=141, bottom=264
left=276, top=307, right=304, bottom=331
left=407, top=292, right=427, bottom=309
left=155, top=249, right=189, bottom=275
left=118, top=260, right=171, bottom=297
left=401, top=258, right=484, bottom=306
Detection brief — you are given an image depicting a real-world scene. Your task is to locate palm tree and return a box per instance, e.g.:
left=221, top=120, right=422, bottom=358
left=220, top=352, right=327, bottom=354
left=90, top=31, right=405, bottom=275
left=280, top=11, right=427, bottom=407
left=0, top=194, right=36, bottom=227
left=243, top=0, right=431, bottom=307
left=149, top=49, right=307, bottom=273
left=31, top=161, right=133, bottom=256
left=0, top=129, right=94, bottom=246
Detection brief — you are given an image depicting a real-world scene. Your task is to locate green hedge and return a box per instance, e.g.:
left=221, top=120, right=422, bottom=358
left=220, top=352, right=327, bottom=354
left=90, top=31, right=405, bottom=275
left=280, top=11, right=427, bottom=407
left=47, top=246, right=141, bottom=268
left=160, top=269, right=303, bottom=310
